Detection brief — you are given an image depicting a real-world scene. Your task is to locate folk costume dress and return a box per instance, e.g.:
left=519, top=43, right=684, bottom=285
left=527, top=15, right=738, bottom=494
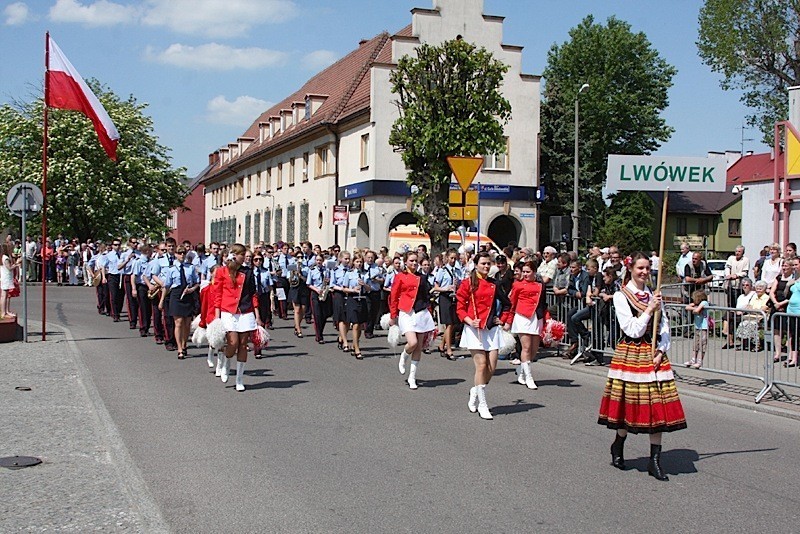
left=598, top=282, right=687, bottom=434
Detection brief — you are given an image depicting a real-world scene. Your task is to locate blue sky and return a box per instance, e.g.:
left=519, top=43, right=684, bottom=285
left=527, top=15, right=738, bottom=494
left=1, top=0, right=769, bottom=177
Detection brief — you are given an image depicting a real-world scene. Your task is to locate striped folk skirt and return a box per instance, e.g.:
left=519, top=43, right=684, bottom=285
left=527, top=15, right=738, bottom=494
left=598, top=337, right=687, bottom=434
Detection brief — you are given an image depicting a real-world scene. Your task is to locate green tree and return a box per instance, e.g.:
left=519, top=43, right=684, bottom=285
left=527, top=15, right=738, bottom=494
left=593, top=191, right=655, bottom=253
left=697, top=0, right=800, bottom=145
left=0, top=80, right=187, bottom=242
left=540, top=16, right=676, bottom=247
left=389, top=38, right=511, bottom=254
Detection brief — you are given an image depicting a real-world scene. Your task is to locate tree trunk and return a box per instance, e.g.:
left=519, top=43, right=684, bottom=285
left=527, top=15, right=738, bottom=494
left=422, top=186, right=451, bottom=257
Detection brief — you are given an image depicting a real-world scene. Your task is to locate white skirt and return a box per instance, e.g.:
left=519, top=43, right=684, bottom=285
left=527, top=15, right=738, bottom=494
left=511, top=313, right=543, bottom=335
left=460, top=324, right=504, bottom=351
left=221, top=311, right=257, bottom=333
left=398, top=309, right=436, bottom=335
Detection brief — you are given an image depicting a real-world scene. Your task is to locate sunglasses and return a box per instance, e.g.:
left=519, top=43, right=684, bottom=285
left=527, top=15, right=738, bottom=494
left=253, top=258, right=263, bottom=262
left=112, top=243, right=120, bottom=246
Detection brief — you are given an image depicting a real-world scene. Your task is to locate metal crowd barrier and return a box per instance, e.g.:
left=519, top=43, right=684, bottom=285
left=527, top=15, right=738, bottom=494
left=757, top=312, right=800, bottom=403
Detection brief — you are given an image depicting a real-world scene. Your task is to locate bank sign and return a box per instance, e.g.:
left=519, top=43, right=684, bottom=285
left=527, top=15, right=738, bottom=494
left=606, top=155, right=727, bottom=192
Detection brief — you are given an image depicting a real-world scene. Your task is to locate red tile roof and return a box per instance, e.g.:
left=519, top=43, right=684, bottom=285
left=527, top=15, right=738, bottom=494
left=727, top=151, right=785, bottom=184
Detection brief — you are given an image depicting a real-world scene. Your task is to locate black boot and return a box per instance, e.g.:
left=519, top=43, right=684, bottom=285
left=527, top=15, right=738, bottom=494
left=648, top=444, right=669, bottom=481
left=610, top=434, right=626, bottom=470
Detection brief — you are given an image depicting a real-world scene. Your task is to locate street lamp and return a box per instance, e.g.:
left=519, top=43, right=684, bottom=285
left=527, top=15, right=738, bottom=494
left=573, top=82, right=589, bottom=253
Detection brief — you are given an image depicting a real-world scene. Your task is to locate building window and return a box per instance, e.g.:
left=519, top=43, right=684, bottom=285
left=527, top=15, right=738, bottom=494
left=728, top=219, right=741, bottom=237
left=256, top=171, right=262, bottom=195
left=483, top=137, right=509, bottom=170
left=277, top=163, right=283, bottom=190
left=300, top=201, right=309, bottom=242
left=237, top=178, right=244, bottom=201
left=676, top=217, right=687, bottom=235
left=289, top=158, right=295, bottom=187
left=360, top=134, right=369, bottom=169
left=274, top=206, right=283, bottom=243
left=302, top=152, right=309, bottom=182
left=264, top=208, right=271, bottom=244
left=266, top=167, right=272, bottom=193
left=698, top=218, right=709, bottom=236
left=253, top=211, right=261, bottom=243
left=246, top=175, right=252, bottom=198
left=315, top=145, right=328, bottom=177
left=244, top=213, right=251, bottom=245
left=287, top=203, right=296, bottom=245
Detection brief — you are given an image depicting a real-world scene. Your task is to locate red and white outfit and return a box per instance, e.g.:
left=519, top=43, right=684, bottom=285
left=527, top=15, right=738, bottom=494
left=456, top=276, right=512, bottom=351
left=508, top=279, right=545, bottom=335
left=389, top=271, right=436, bottom=335
left=213, top=266, right=259, bottom=333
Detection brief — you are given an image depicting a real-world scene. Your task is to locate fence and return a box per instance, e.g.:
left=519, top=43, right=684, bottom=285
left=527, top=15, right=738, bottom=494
left=541, top=287, right=797, bottom=403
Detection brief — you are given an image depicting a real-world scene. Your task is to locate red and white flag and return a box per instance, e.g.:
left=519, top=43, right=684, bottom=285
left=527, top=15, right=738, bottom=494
left=45, top=36, right=120, bottom=161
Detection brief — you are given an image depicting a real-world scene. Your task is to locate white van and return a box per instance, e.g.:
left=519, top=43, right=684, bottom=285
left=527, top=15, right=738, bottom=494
left=387, top=224, right=501, bottom=255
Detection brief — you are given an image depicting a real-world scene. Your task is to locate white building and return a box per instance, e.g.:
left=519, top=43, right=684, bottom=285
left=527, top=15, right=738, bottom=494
left=201, top=0, right=541, bottom=251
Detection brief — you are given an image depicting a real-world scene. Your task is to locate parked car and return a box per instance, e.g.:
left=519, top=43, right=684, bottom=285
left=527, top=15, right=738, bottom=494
left=707, top=259, right=726, bottom=289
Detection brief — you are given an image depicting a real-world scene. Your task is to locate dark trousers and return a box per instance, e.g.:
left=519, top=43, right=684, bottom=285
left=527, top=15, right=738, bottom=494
left=163, top=310, right=176, bottom=349
left=107, top=274, right=123, bottom=320
left=304, top=291, right=313, bottom=323
left=259, top=292, right=272, bottom=326
left=310, top=292, right=332, bottom=341
left=96, top=282, right=109, bottom=314
left=136, top=283, right=151, bottom=335
left=365, top=291, right=381, bottom=334
left=124, top=277, right=139, bottom=328
left=567, top=306, right=591, bottom=343
left=152, top=300, right=165, bottom=342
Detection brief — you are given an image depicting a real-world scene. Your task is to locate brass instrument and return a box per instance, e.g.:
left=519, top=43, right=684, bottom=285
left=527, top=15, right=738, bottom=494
left=289, top=266, right=300, bottom=288
left=147, top=281, right=162, bottom=300
left=319, top=273, right=331, bottom=301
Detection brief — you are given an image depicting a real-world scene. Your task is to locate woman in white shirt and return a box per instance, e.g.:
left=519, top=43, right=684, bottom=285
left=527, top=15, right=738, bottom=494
left=760, top=243, right=783, bottom=285
left=0, top=244, right=18, bottom=319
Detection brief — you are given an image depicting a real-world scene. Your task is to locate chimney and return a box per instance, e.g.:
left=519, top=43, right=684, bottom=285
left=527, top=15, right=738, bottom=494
left=258, top=122, right=269, bottom=143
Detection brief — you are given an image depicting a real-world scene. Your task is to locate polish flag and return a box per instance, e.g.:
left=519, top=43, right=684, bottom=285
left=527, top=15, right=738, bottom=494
left=45, top=36, right=120, bottom=161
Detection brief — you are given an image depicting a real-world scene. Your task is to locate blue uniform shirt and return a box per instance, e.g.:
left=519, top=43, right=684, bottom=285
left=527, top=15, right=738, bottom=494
left=96, top=252, right=109, bottom=272
left=306, top=266, right=329, bottom=288
left=131, top=256, right=149, bottom=285
left=105, top=251, right=122, bottom=275
left=162, top=262, right=199, bottom=290
left=434, top=264, right=462, bottom=289
left=120, top=248, right=138, bottom=275
left=145, top=257, right=162, bottom=283
left=332, top=265, right=349, bottom=288
left=365, top=263, right=384, bottom=292
left=252, top=266, right=272, bottom=294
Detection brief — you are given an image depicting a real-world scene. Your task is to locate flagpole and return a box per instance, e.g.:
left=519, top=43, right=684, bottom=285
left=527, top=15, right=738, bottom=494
left=652, top=188, right=669, bottom=357
left=41, top=31, right=49, bottom=341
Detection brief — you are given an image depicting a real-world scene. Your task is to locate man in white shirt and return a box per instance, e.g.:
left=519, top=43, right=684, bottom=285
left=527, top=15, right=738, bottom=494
left=537, top=246, right=558, bottom=285
left=724, top=246, right=750, bottom=308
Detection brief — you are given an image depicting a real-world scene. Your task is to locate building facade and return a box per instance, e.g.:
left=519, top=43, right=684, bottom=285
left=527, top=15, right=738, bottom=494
left=201, top=0, right=541, bottom=251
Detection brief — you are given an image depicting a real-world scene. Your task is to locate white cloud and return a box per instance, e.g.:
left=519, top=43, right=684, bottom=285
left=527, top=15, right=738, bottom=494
left=4, top=2, right=31, bottom=25
left=142, top=0, right=297, bottom=38
left=302, top=50, right=339, bottom=71
left=206, top=95, right=272, bottom=127
left=146, top=43, right=287, bottom=70
left=48, top=0, right=138, bottom=26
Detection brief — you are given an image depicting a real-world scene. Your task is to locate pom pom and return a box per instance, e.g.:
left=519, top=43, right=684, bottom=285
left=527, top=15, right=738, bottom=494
left=380, top=313, right=392, bottom=331
left=420, top=329, right=438, bottom=350
left=190, top=314, right=201, bottom=334
left=498, top=329, right=517, bottom=356
left=540, top=319, right=566, bottom=348
left=191, top=326, right=207, bottom=347
left=387, top=325, right=403, bottom=347
left=251, top=325, right=270, bottom=350
left=207, top=318, right=228, bottom=350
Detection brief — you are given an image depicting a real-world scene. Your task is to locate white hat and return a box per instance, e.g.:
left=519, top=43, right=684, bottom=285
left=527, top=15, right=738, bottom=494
left=600, top=247, right=610, bottom=254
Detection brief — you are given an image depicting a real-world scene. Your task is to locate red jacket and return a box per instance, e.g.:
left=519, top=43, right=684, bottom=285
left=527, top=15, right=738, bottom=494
left=213, top=266, right=259, bottom=315
left=198, top=280, right=218, bottom=328
left=508, top=279, right=544, bottom=319
left=456, top=276, right=512, bottom=329
left=389, top=271, right=421, bottom=318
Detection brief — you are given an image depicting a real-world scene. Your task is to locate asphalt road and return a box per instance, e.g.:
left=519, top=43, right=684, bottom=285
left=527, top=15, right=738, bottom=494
left=26, top=285, right=800, bottom=533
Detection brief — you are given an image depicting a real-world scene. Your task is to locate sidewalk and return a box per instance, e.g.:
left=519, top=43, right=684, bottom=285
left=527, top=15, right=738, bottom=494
left=0, top=322, right=167, bottom=533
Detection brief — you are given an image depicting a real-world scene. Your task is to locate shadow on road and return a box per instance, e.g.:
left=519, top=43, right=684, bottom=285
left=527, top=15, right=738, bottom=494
left=244, top=379, right=309, bottom=390
left=418, top=378, right=466, bottom=388
left=492, top=401, right=545, bottom=416
left=533, top=379, right=581, bottom=388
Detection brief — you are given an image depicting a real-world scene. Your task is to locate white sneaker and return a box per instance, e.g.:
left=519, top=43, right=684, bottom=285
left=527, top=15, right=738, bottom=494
left=468, top=387, right=478, bottom=413
left=398, top=350, right=408, bottom=374
left=221, top=358, right=230, bottom=383
left=684, top=358, right=697, bottom=368
left=525, top=376, right=538, bottom=390
left=407, top=377, right=418, bottom=390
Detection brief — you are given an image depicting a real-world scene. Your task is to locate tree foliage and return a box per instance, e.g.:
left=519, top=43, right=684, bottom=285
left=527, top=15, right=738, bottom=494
left=697, top=0, right=800, bottom=144
left=540, top=16, right=676, bottom=247
left=0, top=80, right=187, bottom=242
left=593, top=191, right=655, bottom=253
left=389, top=38, right=511, bottom=254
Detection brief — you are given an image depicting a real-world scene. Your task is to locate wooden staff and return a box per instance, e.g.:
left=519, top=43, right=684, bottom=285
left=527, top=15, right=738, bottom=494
left=652, top=189, right=669, bottom=356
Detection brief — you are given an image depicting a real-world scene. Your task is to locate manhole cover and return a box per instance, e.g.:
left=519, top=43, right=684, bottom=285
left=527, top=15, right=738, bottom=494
left=14, top=386, right=31, bottom=391
left=0, top=456, right=42, bottom=469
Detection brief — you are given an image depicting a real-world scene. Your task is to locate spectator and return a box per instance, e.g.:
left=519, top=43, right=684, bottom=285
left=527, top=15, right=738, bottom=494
left=684, top=289, right=709, bottom=369
left=683, top=252, right=713, bottom=303
left=761, top=243, right=783, bottom=285
left=735, top=280, right=770, bottom=351
left=649, top=250, right=660, bottom=287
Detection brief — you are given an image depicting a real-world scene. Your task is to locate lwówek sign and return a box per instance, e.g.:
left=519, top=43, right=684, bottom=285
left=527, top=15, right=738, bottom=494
left=606, top=155, right=727, bottom=192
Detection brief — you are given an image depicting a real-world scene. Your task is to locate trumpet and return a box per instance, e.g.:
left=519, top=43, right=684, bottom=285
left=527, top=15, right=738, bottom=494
left=147, top=281, right=162, bottom=300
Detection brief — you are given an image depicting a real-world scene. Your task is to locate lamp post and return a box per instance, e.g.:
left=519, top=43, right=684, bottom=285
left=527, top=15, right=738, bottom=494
left=573, top=83, right=589, bottom=253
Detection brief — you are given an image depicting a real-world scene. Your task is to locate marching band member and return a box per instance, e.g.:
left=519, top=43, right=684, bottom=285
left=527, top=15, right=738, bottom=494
left=342, top=253, right=370, bottom=359
left=363, top=250, right=385, bottom=339
left=389, top=251, right=437, bottom=389
left=434, top=249, right=462, bottom=360
left=307, top=255, right=332, bottom=344
left=214, top=244, right=260, bottom=392
left=198, top=264, right=220, bottom=369
left=158, top=238, right=179, bottom=351
left=331, top=251, right=351, bottom=352
left=288, top=250, right=310, bottom=338
left=119, top=238, right=140, bottom=330
left=508, top=260, right=547, bottom=390
left=147, top=242, right=167, bottom=345
left=456, top=252, right=512, bottom=419
left=105, top=239, right=124, bottom=322
left=252, top=253, right=272, bottom=358
left=89, top=244, right=109, bottom=315
left=159, top=246, right=199, bottom=360
left=130, top=243, right=152, bottom=337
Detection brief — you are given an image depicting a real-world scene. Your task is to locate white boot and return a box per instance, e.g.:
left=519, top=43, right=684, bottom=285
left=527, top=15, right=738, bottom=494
left=215, top=351, right=224, bottom=377
left=468, top=386, right=478, bottom=413
left=407, top=359, right=418, bottom=390
left=398, top=349, right=409, bottom=374
left=235, top=361, right=245, bottom=392
left=221, top=356, right=231, bottom=383
left=477, top=384, right=493, bottom=420
left=522, top=361, right=538, bottom=390
left=207, top=347, right=215, bottom=368
left=516, top=364, right=526, bottom=385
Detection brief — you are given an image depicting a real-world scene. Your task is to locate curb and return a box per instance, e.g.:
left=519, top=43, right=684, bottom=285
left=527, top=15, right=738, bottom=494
left=36, top=320, right=171, bottom=533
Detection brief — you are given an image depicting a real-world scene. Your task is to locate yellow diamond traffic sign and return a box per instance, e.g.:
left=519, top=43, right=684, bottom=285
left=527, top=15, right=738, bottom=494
left=447, top=156, right=483, bottom=193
